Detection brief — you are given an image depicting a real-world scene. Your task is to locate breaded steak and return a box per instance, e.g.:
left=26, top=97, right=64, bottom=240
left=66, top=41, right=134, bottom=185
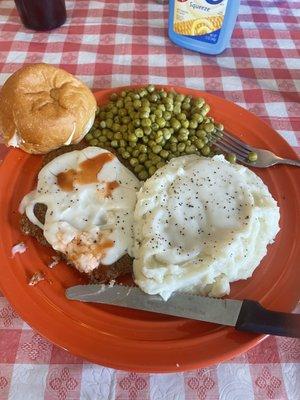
left=20, top=142, right=133, bottom=283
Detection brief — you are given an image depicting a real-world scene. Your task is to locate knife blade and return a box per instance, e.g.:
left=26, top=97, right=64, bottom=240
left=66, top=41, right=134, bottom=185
left=66, top=284, right=300, bottom=338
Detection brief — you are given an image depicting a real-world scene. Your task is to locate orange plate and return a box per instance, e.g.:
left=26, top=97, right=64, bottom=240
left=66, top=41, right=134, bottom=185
left=0, top=86, right=299, bottom=372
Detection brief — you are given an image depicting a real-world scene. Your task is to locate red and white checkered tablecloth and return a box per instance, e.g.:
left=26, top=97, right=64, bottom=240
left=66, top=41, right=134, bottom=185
left=0, top=0, right=299, bottom=399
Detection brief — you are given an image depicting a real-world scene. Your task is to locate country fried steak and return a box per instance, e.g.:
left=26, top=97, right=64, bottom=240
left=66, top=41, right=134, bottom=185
left=20, top=141, right=133, bottom=283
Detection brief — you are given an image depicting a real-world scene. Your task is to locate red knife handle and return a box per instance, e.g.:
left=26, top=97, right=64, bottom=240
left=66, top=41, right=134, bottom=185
left=235, top=300, right=300, bottom=338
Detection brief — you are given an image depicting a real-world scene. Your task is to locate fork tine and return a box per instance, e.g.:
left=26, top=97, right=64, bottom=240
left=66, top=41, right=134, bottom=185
left=213, top=140, right=249, bottom=159
left=212, top=131, right=249, bottom=157
left=221, top=130, right=253, bottom=152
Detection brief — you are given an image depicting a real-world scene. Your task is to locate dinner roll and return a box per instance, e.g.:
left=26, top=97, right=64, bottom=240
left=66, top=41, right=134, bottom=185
left=0, top=63, right=97, bottom=154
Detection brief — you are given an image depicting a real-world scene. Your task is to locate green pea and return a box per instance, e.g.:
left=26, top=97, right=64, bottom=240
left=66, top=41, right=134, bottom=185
left=120, top=125, right=127, bottom=134
left=147, top=84, right=155, bottom=93
left=111, top=123, right=120, bottom=133
left=248, top=152, right=258, bottom=162
left=160, top=149, right=169, bottom=159
left=165, top=103, right=174, bottom=112
left=159, top=90, right=167, bottom=99
left=162, top=129, right=171, bottom=140
left=122, top=116, right=130, bottom=124
left=177, top=113, right=187, bottom=121
left=173, top=105, right=181, bottom=115
left=93, top=129, right=100, bottom=138
left=189, top=120, right=198, bottom=129
left=122, top=151, right=131, bottom=159
left=179, top=127, right=189, bottom=135
left=156, top=117, right=166, bottom=128
left=181, top=120, right=189, bottom=129
left=152, top=122, right=159, bottom=131
left=182, top=102, right=190, bottom=110
left=176, top=94, right=185, bottom=102
left=138, top=170, right=149, bottom=180
left=145, top=160, right=153, bottom=169
left=141, top=118, right=151, bottom=127
left=156, top=161, right=165, bottom=169
left=201, top=145, right=211, bottom=156
left=129, top=158, right=139, bottom=167
left=110, top=93, right=118, bottom=101
left=215, top=122, right=224, bottom=131
left=171, top=119, right=181, bottom=131
left=185, top=145, right=194, bottom=154
left=142, top=136, right=149, bottom=143
left=128, top=133, right=138, bottom=142
left=114, top=132, right=122, bottom=140
left=204, top=123, right=215, bottom=133
left=226, top=153, right=237, bottom=163
left=138, top=153, right=147, bottom=163
left=112, top=106, right=119, bottom=115
left=138, top=144, right=148, bottom=153
left=153, top=145, right=162, bottom=154
left=119, top=139, right=126, bottom=147
left=196, top=130, right=207, bottom=139
left=177, top=133, right=188, bottom=142
left=170, top=143, right=177, bottom=153
left=195, top=139, right=205, bottom=149
left=163, top=111, right=172, bottom=121
left=148, top=140, right=156, bottom=147
left=194, top=98, right=205, bottom=108
left=134, top=164, right=144, bottom=173
left=85, top=133, right=93, bottom=141
left=116, top=99, right=124, bottom=108
left=139, top=111, right=150, bottom=119
left=111, top=140, right=118, bottom=148
left=201, top=104, right=210, bottom=115
left=148, top=165, right=157, bottom=176
left=177, top=142, right=186, bottom=152
left=143, top=127, right=151, bottom=136
left=132, top=149, right=140, bottom=157
left=154, top=108, right=163, bottom=118
left=90, top=139, right=99, bottom=146
left=133, top=99, right=142, bottom=109
left=135, top=128, right=144, bottom=138
left=141, top=98, right=150, bottom=107
left=139, top=89, right=148, bottom=98
left=119, top=109, right=128, bottom=117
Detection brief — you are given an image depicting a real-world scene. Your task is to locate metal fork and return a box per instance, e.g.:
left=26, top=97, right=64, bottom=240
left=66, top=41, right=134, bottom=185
left=212, top=130, right=300, bottom=168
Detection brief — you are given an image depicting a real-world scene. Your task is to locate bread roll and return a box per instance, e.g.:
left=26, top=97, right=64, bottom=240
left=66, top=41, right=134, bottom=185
left=0, top=63, right=97, bottom=154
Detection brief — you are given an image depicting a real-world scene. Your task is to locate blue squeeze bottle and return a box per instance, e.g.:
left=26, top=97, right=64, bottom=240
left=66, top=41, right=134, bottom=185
left=168, top=0, right=240, bottom=55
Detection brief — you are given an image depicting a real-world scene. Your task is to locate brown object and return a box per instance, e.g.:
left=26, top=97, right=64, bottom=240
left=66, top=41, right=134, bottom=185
left=0, top=63, right=97, bottom=154
left=20, top=142, right=133, bottom=283
left=56, top=152, right=115, bottom=191
left=14, top=0, right=66, bottom=32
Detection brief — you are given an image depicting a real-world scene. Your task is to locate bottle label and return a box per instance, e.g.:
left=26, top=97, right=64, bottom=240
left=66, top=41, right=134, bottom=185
left=173, top=0, right=228, bottom=44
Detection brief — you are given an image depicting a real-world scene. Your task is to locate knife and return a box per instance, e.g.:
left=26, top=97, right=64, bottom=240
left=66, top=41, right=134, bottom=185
left=66, top=284, right=300, bottom=338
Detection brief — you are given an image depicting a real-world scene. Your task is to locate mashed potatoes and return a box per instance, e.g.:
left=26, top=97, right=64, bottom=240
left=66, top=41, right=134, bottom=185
left=133, top=155, right=280, bottom=300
